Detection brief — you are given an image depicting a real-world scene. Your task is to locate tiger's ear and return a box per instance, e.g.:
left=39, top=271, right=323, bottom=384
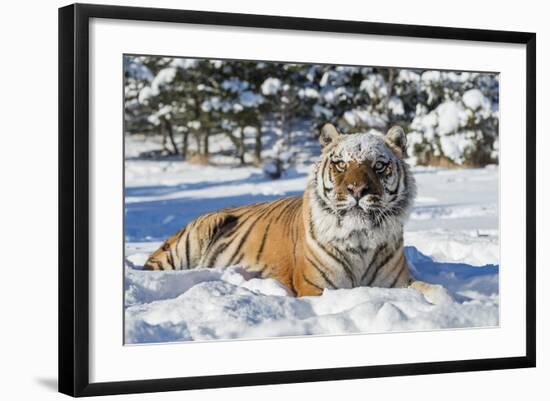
left=320, top=123, right=341, bottom=148
left=385, top=125, right=407, bottom=155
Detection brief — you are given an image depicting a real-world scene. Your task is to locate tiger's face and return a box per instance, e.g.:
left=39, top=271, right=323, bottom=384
left=312, top=124, right=416, bottom=231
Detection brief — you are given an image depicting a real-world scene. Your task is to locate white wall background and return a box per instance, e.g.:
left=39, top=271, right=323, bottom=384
left=0, top=0, right=546, bottom=399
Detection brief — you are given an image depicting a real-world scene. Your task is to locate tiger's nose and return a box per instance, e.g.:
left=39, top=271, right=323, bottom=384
left=347, top=183, right=368, bottom=200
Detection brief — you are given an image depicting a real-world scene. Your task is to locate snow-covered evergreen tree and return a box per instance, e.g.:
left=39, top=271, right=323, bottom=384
left=124, top=55, right=499, bottom=168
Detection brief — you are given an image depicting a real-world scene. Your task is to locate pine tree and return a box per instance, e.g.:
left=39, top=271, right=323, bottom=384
left=124, top=57, right=499, bottom=168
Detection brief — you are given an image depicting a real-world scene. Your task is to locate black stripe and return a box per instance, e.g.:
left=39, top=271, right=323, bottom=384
left=255, top=220, right=272, bottom=263
left=331, top=245, right=357, bottom=286
left=377, top=253, right=404, bottom=286
left=321, top=159, right=333, bottom=197
left=205, top=241, right=230, bottom=267
left=256, top=264, right=269, bottom=278
left=282, top=198, right=297, bottom=229
left=274, top=197, right=300, bottom=223
left=184, top=231, right=191, bottom=269
left=144, top=259, right=163, bottom=270
left=306, top=255, right=336, bottom=289
left=169, top=245, right=178, bottom=269
left=220, top=207, right=268, bottom=245
left=361, top=243, right=387, bottom=282
left=292, top=235, right=298, bottom=267
left=308, top=211, right=355, bottom=285
left=312, top=189, right=334, bottom=215
left=366, top=240, right=403, bottom=286
left=233, top=253, right=244, bottom=265
left=226, top=200, right=285, bottom=266
left=165, top=245, right=174, bottom=268
left=205, top=202, right=278, bottom=267
left=291, top=201, right=301, bottom=267
left=387, top=261, right=406, bottom=288
left=206, top=214, right=238, bottom=251
left=387, top=163, right=401, bottom=196
left=222, top=201, right=275, bottom=240
left=302, top=271, right=324, bottom=291
left=286, top=198, right=302, bottom=232
left=174, top=228, right=186, bottom=261
left=366, top=252, right=395, bottom=286
left=346, top=247, right=361, bottom=255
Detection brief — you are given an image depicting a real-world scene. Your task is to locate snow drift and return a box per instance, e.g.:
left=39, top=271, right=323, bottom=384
left=124, top=137, right=499, bottom=344
left=124, top=243, right=498, bottom=344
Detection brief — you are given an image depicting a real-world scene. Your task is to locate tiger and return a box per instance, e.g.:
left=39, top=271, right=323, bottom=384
left=143, top=123, right=418, bottom=297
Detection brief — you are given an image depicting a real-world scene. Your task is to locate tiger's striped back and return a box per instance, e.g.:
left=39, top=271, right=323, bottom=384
left=144, top=196, right=306, bottom=292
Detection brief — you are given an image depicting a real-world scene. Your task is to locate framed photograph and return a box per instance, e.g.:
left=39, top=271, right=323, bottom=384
left=58, top=3, right=536, bottom=397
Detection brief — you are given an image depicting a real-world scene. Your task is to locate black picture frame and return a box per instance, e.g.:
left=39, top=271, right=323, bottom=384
left=58, top=3, right=536, bottom=397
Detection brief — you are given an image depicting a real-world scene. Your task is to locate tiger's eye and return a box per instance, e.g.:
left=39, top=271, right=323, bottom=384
left=374, top=161, right=386, bottom=172
left=335, top=161, right=346, bottom=170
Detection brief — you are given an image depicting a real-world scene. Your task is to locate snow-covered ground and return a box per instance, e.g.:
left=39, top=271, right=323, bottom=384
left=124, top=136, right=499, bottom=344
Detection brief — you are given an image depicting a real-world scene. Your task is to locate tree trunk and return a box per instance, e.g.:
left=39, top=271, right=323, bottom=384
left=281, top=100, right=289, bottom=149
left=254, top=126, right=262, bottom=165
left=181, top=130, right=188, bottom=159
left=239, top=128, right=246, bottom=165
left=160, top=124, right=168, bottom=152
left=202, top=131, right=209, bottom=158
left=194, top=132, right=201, bottom=154
left=385, top=68, right=397, bottom=130
left=163, top=118, right=178, bottom=155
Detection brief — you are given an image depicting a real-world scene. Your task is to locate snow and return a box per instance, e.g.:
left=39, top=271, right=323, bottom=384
left=187, top=120, right=200, bottom=130
left=421, top=70, right=441, bottom=83
left=201, top=96, right=243, bottom=113
left=137, top=86, right=154, bottom=104
left=125, top=260, right=497, bottom=343
left=138, top=68, right=178, bottom=103
left=210, top=59, right=224, bottom=69
left=217, top=78, right=264, bottom=108
left=409, top=99, right=476, bottom=163
left=439, top=131, right=472, bottom=164
left=298, top=87, right=320, bottom=99
left=313, top=104, right=333, bottom=119
left=388, top=96, right=405, bottom=115
left=243, top=126, right=258, bottom=136
left=222, top=78, right=249, bottom=93
left=170, top=58, right=198, bottom=69
left=398, top=69, right=420, bottom=83
left=405, top=230, right=498, bottom=266
left=152, top=68, right=177, bottom=90
left=261, top=77, right=282, bottom=95
left=124, top=58, right=154, bottom=81
left=124, top=136, right=499, bottom=344
left=343, top=109, right=387, bottom=128
left=146, top=114, right=160, bottom=126
left=322, top=86, right=351, bottom=104
left=406, top=130, right=424, bottom=156
left=410, top=112, right=438, bottom=141
left=462, top=88, right=491, bottom=111
left=360, top=74, right=389, bottom=100
left=239, top=91, right=264, bottom=107
left=436, top=101, right=467, bottom=135
left=445, top=71, right=473, bottom=83
left=125, top=55, right=499, bottom=167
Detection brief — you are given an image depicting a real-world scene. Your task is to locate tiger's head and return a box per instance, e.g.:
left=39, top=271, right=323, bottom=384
left=310, top=123, right=416, bottom=240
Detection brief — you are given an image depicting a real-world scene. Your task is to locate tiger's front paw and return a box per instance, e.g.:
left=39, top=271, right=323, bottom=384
left=409, top=280, right=453, bottom=305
